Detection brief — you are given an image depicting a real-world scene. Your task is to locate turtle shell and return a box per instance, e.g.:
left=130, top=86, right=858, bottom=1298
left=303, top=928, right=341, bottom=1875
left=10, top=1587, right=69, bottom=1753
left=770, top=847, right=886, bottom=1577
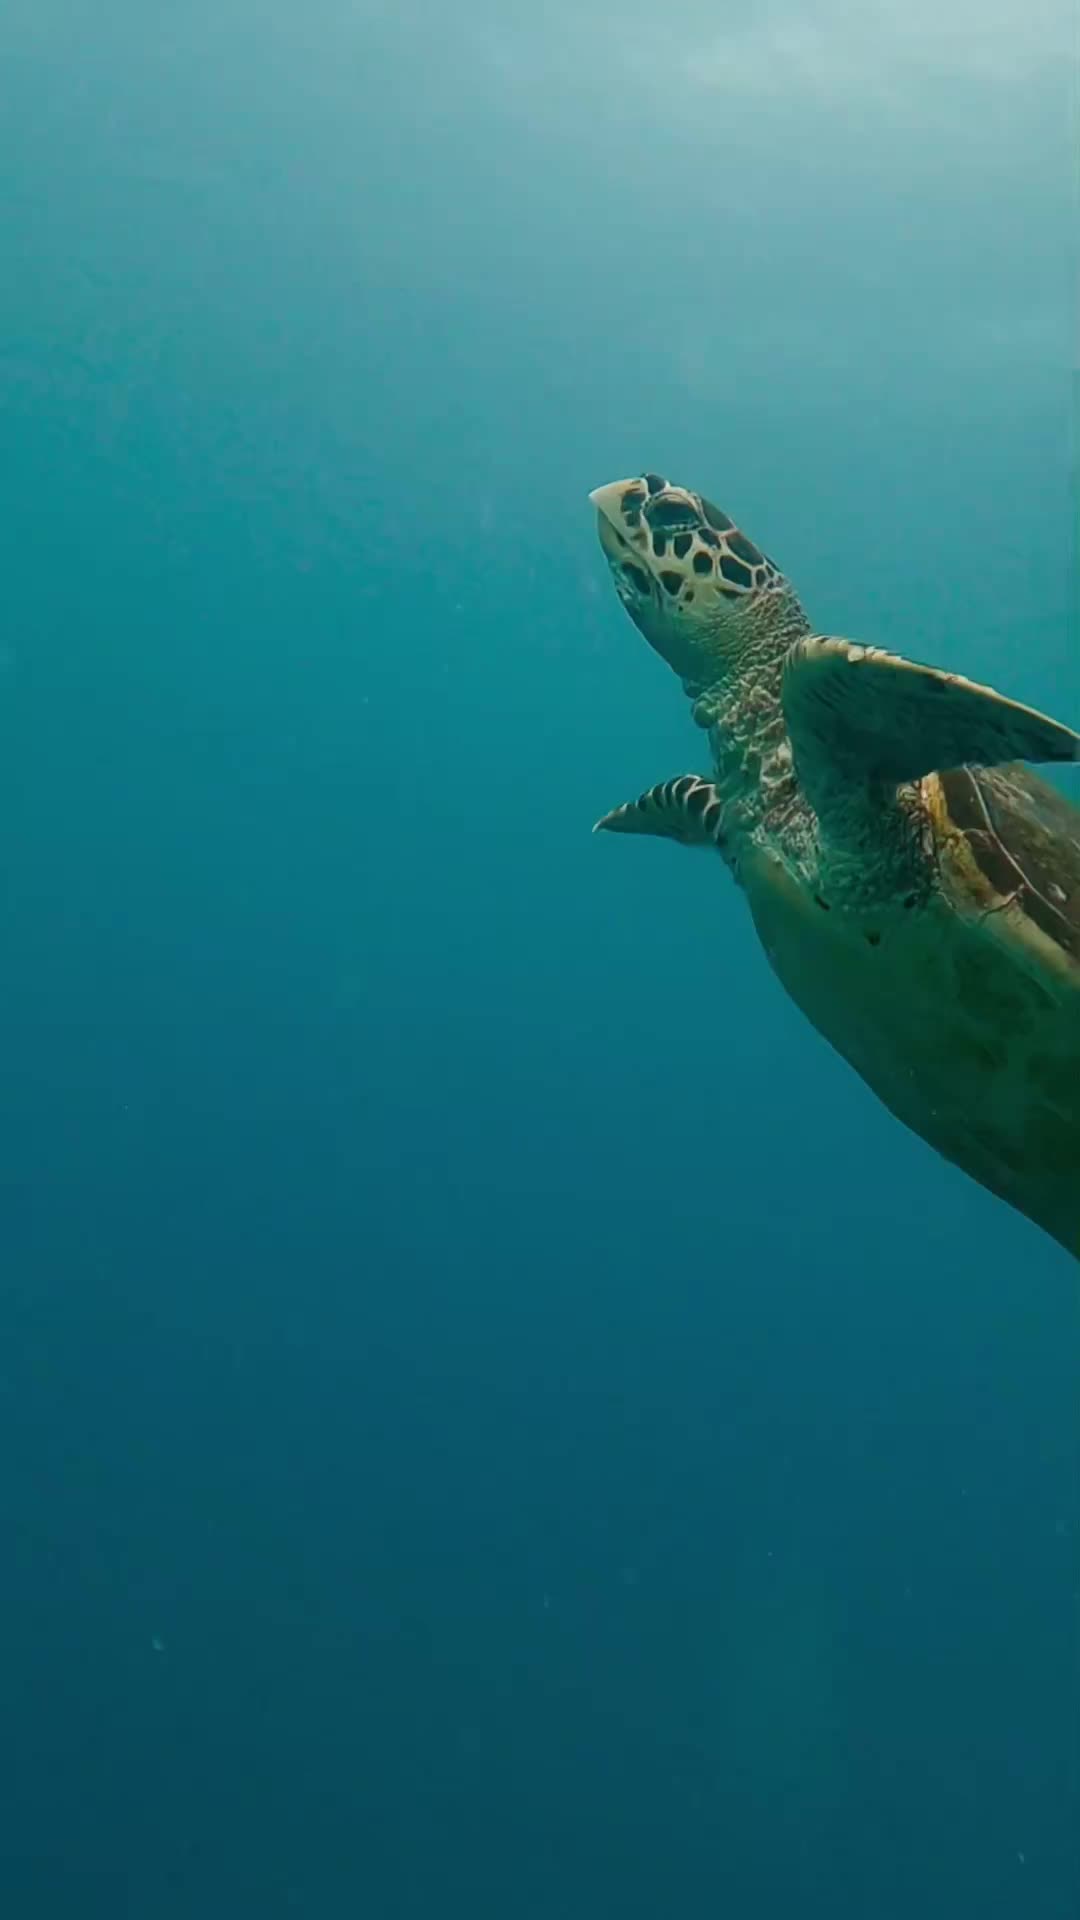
left=937, top=763, right=1080, bottom=969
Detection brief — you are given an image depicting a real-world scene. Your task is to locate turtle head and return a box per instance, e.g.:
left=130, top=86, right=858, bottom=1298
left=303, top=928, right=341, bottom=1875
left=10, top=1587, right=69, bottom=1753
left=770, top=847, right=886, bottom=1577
left=590, top=474, right=805, bottom=695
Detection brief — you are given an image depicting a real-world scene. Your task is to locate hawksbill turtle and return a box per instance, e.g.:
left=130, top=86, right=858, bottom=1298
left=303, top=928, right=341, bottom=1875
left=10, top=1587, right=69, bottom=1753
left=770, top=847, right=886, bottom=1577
left=590, top=471, right=1080, bottom=1258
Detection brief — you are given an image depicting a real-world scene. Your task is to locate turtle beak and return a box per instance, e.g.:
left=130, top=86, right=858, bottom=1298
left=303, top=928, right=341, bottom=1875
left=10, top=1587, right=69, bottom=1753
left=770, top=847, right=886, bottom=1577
left=589, top=481, right=631, bottom=529
left=590, top=478, right=642, bottom=563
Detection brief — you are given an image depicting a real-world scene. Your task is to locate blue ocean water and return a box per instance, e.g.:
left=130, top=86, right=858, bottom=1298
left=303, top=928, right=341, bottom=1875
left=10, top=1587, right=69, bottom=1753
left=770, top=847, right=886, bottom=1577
left=2, top=4, right=1079, bottom=1914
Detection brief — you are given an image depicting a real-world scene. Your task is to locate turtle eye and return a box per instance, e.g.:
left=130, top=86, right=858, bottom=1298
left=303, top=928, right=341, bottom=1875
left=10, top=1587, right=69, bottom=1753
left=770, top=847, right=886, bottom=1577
left=643, top=492, right=702, bottom=533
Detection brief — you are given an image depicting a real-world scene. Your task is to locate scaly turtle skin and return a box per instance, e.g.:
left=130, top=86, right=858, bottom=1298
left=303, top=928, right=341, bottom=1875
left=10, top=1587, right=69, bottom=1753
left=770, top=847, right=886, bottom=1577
left=590, top=472, right=1080, bottom=1259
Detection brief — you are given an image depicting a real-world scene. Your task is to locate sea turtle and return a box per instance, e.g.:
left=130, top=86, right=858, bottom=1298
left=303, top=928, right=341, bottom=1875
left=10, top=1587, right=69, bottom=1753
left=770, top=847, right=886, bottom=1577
left=590, top=471, right=1080, bottom=1258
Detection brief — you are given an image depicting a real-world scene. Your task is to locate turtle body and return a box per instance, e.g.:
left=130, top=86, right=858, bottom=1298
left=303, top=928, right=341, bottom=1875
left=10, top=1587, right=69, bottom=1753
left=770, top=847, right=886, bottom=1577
left=591, top=473, right=1080, bottom=1258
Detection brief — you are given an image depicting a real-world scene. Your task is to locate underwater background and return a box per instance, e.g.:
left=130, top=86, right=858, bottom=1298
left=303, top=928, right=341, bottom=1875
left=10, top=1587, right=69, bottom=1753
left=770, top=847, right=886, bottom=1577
left=3, top=2, right=1079, bottom=1913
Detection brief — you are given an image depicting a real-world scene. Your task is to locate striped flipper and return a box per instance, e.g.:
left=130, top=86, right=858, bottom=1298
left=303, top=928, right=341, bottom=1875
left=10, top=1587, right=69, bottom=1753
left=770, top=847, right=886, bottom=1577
left=594, top=775, right=727, bottom=851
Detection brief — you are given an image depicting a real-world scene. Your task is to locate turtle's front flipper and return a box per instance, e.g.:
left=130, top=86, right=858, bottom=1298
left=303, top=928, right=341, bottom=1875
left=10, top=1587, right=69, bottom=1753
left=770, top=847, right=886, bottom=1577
left=595, top=775, right=727, bottom=851
left=782, top=636, right=1080, bottom=791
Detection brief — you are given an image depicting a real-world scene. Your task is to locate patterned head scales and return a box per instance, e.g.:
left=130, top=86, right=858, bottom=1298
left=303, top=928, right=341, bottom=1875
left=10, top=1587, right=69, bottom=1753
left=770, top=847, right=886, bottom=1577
left=591, top=473, right=803, bottom=691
